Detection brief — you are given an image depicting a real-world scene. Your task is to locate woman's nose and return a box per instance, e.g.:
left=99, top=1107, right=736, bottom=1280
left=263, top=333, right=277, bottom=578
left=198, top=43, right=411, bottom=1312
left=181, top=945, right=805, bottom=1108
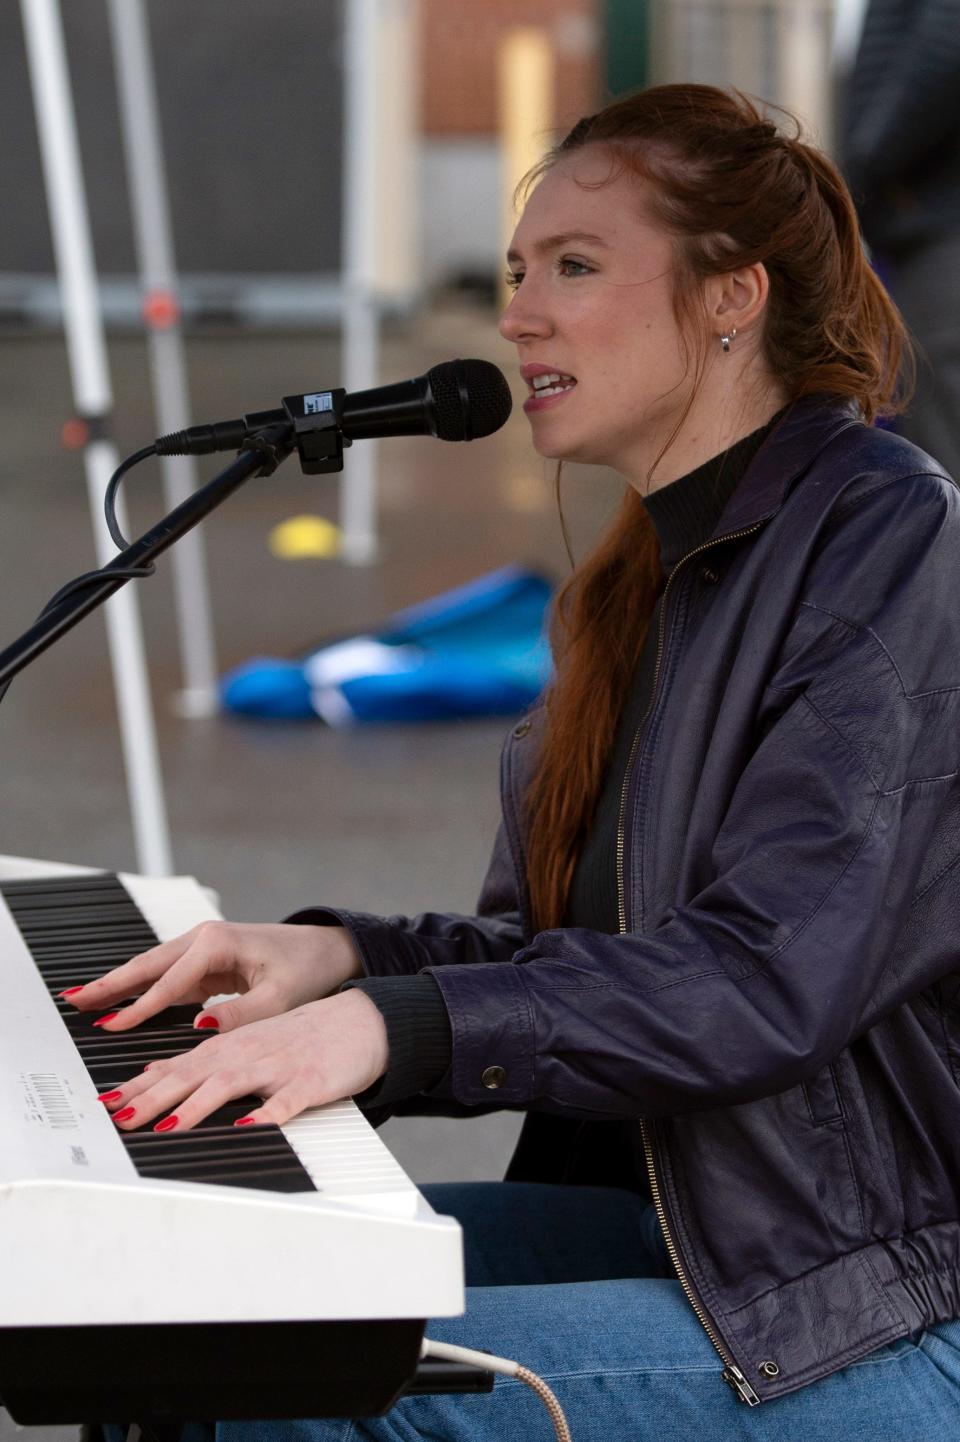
left=498, top=285, right=551, bottom=344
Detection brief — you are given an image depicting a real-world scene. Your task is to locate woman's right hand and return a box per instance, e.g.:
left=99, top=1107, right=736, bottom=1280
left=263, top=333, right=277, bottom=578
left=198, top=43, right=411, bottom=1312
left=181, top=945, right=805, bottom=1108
left=59, top=921, right=364, bottom=1033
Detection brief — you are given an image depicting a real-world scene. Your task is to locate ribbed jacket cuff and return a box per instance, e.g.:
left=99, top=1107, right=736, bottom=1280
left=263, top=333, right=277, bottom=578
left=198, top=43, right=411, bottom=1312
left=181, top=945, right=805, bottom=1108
left=344, top=973, right=453, bottom=1107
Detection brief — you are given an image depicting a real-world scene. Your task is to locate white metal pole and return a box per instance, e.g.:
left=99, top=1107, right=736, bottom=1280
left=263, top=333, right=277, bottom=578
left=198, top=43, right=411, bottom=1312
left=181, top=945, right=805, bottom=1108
left=779, top=0, right=833, bottom=148
left=19, top=0, right=173, bottom=875
left=106, top=0, right=219, bottom=719
left=339, top=0, right=380, bottom=565
left=498, top=28, right=554, bottom=311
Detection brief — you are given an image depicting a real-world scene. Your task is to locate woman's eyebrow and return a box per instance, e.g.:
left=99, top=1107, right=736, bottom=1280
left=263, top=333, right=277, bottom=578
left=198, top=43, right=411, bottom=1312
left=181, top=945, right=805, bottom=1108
left=506, top=230, right=611, bottom=264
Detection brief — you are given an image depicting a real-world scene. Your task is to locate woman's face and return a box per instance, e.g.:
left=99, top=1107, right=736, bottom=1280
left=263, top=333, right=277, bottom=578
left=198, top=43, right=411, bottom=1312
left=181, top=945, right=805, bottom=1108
left=499, top=149, right=695, bottom=480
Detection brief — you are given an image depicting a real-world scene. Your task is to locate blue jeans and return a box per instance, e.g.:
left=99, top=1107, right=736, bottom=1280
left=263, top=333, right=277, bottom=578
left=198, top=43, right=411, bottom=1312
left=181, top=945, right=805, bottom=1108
left=211, top=1182, right=960, bottom=1442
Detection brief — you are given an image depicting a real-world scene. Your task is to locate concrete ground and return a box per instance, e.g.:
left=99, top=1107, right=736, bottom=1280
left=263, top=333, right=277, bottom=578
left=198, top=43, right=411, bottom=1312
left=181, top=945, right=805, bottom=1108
left=0, top=303, right=620, bottom=1441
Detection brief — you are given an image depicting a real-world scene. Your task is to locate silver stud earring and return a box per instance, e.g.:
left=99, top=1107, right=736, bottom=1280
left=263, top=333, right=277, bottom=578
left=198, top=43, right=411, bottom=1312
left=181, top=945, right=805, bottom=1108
left=720, top=326, right=738, bottom=353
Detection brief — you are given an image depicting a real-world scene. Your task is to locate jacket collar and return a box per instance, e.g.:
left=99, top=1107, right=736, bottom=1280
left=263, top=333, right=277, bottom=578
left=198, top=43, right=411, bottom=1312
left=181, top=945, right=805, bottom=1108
left=709, top=395, right=862, bottom=540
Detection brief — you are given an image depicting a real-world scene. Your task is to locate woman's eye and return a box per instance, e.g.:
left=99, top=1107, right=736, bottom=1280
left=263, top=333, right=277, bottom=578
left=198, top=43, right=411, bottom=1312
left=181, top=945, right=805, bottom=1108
left=558, top=257, right=592, bottom=278
left=503, top=258, right=592, bottom=290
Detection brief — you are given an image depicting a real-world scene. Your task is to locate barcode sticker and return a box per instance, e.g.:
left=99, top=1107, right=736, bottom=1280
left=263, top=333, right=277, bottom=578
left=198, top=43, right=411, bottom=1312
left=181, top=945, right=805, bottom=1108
left=25, top=1071, right=78, bottom=1130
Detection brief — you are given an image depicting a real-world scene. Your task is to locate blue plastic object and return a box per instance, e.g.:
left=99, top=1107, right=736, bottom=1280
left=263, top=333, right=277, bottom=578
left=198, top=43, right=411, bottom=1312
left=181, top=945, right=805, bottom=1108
left=221, top=566, right=553, bottom=724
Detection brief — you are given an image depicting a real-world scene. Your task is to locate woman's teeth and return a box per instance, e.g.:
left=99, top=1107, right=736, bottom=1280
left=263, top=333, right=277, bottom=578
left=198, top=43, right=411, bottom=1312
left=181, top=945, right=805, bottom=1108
left=531, top=372, right=576, bottom=398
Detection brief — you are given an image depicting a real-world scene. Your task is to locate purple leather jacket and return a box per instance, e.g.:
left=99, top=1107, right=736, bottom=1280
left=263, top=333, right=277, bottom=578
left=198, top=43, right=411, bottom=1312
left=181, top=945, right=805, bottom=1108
left=323, top=398, right=960, bottom=1403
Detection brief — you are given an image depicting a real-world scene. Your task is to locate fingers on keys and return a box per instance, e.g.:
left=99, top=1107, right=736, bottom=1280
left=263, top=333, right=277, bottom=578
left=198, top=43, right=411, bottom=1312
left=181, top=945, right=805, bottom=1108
left=58, top=931, right=198, bottom=1012
left=109, top=1056, right=257, bottom=1134
left=96, top=1055, right=171, bottom=1114
left=103, top=1043, right=312, bottom=1135
left=63, top=927, right=226, bottom=1030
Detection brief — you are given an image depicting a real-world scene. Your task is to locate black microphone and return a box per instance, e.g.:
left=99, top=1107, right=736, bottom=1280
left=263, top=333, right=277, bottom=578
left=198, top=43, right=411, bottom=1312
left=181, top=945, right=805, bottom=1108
left=153, top=358, right=513, bottom=459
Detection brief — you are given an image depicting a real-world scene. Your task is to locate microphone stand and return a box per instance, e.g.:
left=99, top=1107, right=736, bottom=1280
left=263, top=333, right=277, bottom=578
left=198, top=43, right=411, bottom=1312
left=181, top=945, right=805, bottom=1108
left=0, top=423, right=295, bottom=693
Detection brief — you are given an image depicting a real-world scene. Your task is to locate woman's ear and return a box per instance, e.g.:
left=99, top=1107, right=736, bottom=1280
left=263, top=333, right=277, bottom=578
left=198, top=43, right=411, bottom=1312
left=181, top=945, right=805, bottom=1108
left=705, top=262, right=770, bottom=343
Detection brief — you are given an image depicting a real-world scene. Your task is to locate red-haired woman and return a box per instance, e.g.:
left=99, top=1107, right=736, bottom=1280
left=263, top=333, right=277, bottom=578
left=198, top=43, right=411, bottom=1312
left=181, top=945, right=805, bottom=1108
left=75, top=87, right=960, bottom=1438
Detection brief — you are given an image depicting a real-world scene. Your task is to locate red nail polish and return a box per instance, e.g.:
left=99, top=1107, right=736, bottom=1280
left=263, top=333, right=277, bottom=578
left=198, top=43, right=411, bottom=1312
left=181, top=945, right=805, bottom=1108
left=234, top=1116, right=255, bottom=1127
left=195, top=1014, right=220, bottom=1030
left=59, top=986, right=84, bottom=997
left=93, top=1012, right=119, bottom=1027
left=97, top=1090, right=123, bottom=1103
left=154, top=1115, right=179, bottom=1133
left=113, top=1106, right=136, bottom=1122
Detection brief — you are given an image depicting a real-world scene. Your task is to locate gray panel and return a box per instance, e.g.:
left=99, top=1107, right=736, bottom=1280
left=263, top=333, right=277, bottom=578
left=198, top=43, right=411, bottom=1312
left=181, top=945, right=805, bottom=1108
left=2, top=0, right=343, bottom=276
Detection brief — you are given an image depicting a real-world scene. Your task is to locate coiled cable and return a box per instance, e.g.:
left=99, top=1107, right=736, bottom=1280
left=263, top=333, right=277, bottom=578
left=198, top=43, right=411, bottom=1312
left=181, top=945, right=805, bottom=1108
left=420, top=1337, right=572, bottom=1442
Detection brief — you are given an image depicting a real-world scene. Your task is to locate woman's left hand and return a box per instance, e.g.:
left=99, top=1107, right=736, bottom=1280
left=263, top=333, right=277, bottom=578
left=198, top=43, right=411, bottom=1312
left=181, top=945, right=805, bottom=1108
left=100, top=989, right=389, bottom=1133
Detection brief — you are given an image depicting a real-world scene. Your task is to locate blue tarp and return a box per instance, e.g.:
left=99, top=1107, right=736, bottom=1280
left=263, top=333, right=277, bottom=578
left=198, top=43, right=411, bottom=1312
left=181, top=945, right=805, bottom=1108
left=220, top=566, right=553, bottom=724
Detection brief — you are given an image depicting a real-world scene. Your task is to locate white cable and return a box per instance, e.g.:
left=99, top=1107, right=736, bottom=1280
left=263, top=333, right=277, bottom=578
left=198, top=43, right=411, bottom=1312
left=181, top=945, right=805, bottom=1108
left=420, top=1337, right=573, bottom=1442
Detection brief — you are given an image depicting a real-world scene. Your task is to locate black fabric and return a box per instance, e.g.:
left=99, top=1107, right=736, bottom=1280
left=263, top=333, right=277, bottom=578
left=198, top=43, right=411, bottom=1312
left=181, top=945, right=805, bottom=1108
left=641, top=420, right=784, bottom=572
left=562, top=624, right=661, bottom=935
left=344, top=973, right=452, bottom=1106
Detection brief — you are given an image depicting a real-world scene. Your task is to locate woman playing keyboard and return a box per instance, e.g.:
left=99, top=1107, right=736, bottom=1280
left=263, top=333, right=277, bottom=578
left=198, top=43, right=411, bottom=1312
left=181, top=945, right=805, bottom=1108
left=67, top=83, right=960, bottom=1442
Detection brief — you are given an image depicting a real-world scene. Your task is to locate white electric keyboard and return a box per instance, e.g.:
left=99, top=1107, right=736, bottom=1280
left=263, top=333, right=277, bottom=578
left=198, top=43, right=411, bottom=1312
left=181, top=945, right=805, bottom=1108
left=0, top=855, right=466, bottom=1424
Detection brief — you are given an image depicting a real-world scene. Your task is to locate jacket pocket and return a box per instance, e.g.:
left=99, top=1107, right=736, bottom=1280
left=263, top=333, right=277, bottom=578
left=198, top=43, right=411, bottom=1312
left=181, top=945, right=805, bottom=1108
left=800, top=1062, right=866, bottom=1242
left=802, top=1063, right=843, bottom=1125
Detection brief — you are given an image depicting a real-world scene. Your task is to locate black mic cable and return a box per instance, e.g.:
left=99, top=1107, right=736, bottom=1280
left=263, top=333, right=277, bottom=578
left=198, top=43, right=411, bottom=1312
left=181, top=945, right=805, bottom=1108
left=105, top=358, right=512, bottom=551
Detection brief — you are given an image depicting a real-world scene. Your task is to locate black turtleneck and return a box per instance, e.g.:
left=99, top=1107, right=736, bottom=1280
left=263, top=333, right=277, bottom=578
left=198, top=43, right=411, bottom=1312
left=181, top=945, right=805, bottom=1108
left=345, top=414, right=781, bottom=1107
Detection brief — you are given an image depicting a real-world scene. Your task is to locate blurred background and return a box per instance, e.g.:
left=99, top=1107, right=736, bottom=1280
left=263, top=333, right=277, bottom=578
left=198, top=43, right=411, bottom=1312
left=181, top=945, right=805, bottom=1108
left=0, top=0, right=941, bottom=1219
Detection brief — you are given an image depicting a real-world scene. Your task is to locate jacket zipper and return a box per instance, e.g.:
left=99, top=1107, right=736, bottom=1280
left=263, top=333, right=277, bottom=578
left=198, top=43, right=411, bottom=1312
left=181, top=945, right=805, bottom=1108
left=640, top=1118, right=759, bottom=1404
left=617, top=522, right=767, bottom=1406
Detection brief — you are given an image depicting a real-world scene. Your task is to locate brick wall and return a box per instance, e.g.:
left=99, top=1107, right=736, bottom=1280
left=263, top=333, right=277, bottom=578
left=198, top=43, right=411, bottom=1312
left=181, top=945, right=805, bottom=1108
left=419, top=0, right=601, bottom=138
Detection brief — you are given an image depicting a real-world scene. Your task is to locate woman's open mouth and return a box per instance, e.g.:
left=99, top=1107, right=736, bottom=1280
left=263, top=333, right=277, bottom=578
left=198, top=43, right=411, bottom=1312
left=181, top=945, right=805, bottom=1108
left=523, top=371, right=578, bottom=413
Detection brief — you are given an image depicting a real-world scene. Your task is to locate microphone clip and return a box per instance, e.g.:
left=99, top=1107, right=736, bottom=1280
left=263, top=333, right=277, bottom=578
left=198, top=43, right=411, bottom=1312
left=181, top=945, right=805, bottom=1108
left=281, top=388, right=351, bottom=474
left=238, top=422, right=297, bottom=478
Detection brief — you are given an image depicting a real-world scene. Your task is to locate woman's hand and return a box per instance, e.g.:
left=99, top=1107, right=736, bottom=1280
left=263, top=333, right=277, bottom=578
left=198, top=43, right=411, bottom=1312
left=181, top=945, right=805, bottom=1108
left=59, top=921, right=363, bottom=1032
left=100, top=989, right=389, bottom=1132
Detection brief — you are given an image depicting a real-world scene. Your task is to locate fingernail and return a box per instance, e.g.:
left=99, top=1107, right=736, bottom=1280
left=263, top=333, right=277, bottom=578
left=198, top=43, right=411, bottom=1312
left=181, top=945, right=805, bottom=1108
left=154, top=1115, right=179, bottom=1133
left=195, top=1014, right=220, bottom=1030
left=59, top=986, right=84, bottom=997
left=93, top=1012, right=119, bottom=1027
left=97, top=1090, right=123, bottom=1103
left=113, top=1107, right=136, bottom=1122
left=234, top=1116, right=255, bottom=1127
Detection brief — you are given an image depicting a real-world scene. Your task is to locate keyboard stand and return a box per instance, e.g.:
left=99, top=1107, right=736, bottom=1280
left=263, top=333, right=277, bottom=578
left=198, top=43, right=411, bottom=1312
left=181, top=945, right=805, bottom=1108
left=108, top=1358, right=495, bottom=1442
left=128, top=1424, right=191, bottom=1442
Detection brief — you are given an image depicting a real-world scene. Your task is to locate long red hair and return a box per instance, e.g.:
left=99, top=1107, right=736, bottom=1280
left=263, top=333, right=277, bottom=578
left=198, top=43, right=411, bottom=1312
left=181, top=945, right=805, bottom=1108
left=523, top=84, right=911, bottom=932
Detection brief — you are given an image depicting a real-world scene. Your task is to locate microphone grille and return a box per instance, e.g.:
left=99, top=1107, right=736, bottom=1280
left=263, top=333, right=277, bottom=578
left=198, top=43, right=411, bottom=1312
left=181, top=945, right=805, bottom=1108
left=427, top=359, right=513, bottom=441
